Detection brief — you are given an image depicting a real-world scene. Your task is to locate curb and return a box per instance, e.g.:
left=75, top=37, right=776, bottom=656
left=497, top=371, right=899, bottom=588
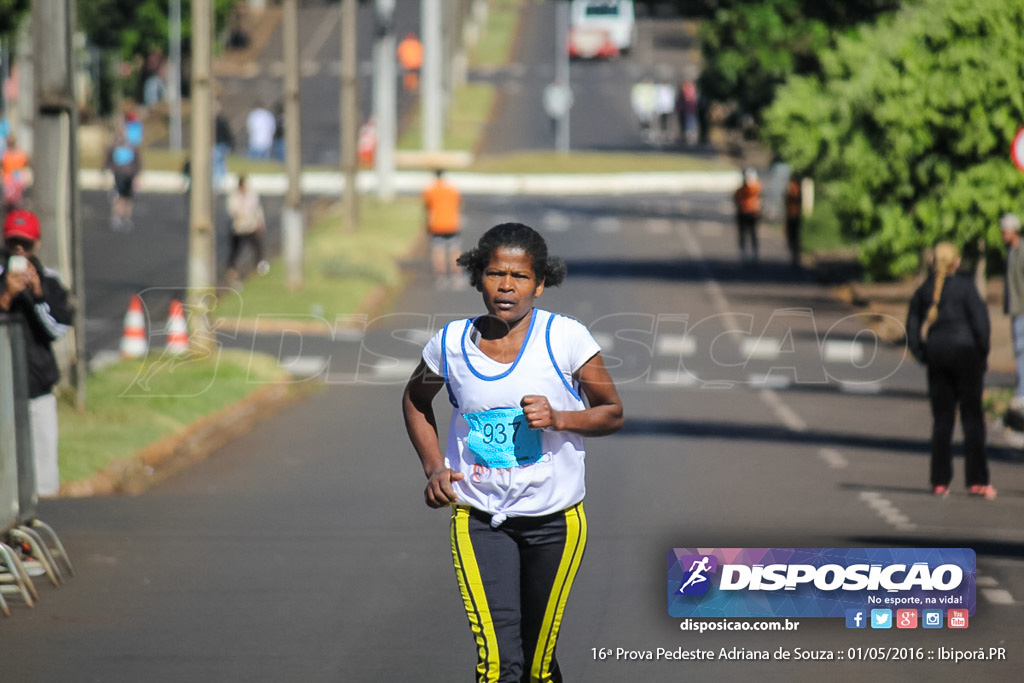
left=59, top=382, right=312, bottom=497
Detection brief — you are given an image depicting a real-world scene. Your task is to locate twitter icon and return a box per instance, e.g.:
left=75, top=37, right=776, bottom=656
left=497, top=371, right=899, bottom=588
left=870, top=609, right=892, bottom=629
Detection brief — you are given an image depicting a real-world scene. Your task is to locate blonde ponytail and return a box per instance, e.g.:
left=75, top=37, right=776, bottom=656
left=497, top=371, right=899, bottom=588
left=923, top=242, right=960, bottom=337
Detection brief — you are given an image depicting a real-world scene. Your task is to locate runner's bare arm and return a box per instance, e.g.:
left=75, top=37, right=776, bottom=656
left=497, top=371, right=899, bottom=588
left=403, top=359, right=464, bottom=507
left=520, top=352, right=623, bottom=436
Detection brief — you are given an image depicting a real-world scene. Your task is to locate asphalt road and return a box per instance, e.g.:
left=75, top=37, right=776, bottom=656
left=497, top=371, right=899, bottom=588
left=4, top=192, right=1023, bottom=682
left=2, top=4, right=1021, bottom=681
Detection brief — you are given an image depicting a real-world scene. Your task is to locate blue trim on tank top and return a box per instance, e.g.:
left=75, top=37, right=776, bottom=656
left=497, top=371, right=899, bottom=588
left=545, top=313, right=582, bottom=401
left=460, top=308, right=539, bottom=381
left=440, top=322, right=458, bottom=407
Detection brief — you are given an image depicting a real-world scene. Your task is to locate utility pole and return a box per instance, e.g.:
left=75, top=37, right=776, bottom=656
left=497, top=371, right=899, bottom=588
left=421, top=0, right=442, bottom=152
left=281, top=0, right=304, bottom=290
left=554, top=1, right=571, bottom=153
left=168, top=0, right=183, bottom=151
left=340, top=0, right=359, bottom=230
left=32, top=0, right=85, bottom=409
left=188, top=0, right=216, bottom=353
left=373, top=0, right=396, bottom=201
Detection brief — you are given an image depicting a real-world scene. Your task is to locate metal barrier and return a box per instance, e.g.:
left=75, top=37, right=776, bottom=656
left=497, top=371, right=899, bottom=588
left=0, top=315, right=74, bottom=617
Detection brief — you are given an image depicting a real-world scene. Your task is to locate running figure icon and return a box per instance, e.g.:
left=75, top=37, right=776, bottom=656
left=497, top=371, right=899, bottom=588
left=679, top=556, right=712, bottom=593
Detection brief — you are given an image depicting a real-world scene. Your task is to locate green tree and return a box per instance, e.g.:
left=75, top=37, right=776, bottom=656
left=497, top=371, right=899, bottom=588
left=0, top=0, right=29, bottom=38
left=689, top=0, right=903, bottom=124
left=78, top=0, right=237, bottom=58
left=763, top=0, right=1024, bottom=279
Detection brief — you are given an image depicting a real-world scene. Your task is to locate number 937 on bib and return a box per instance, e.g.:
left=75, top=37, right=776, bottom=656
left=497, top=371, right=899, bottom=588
left=463, top=407, right=544, bottom=468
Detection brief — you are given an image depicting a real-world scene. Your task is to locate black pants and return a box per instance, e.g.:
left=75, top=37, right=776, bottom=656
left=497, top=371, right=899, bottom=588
left=737, top=213, right=758, bottom=259
left=785, top=216, right=801, bottom=267
left=227, top=231, right=264, bottom=271
left=927, top=354, right=988, bottom=487
left=450, top=504, right=587, bottom=683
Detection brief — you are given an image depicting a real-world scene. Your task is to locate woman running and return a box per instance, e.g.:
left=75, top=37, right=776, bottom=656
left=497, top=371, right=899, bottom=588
left=403, top=222, right=624, bottom=682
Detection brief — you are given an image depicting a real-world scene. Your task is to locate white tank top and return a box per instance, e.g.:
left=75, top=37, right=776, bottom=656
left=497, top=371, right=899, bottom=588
left=422, top=308, right=602, bottom=526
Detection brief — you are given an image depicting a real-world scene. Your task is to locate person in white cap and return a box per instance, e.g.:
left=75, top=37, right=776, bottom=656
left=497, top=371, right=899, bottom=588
left=1001, top=212, right=1024, bottom=407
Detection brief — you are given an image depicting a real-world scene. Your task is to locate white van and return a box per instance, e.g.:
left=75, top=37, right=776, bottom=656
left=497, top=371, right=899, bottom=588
left=570, top=0, right=636, bottom=54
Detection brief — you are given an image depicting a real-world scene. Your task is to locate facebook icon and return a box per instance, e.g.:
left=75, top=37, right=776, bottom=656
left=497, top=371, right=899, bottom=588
left=846, top=609, right=867, bottom=629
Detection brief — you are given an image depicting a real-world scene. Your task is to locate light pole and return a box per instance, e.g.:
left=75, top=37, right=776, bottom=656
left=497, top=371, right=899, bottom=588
left=373, top=0, right=396, bottom=200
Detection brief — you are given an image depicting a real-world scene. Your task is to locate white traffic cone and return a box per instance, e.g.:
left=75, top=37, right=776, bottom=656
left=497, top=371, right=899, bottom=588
left=119, top=295, right=148, bottom=358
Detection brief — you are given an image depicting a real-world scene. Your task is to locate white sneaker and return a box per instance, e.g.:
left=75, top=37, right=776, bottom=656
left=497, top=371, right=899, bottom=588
left=257, top=261, right=270, bottom=276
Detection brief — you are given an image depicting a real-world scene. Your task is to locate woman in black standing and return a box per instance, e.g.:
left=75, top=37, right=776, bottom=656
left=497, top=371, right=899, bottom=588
left=906, top=242, right=995, bottom=498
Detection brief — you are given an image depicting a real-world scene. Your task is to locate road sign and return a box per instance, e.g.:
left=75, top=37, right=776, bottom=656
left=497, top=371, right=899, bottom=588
left=1012, top=127, right=1024, bottom=172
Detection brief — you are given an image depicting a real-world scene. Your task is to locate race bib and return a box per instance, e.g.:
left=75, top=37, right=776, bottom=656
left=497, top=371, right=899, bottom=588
left=463, top=407, right=543, bottom=468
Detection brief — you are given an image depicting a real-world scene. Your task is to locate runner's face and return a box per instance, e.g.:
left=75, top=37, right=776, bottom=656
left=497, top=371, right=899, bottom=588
left=480, top=246, right=544, bottom=325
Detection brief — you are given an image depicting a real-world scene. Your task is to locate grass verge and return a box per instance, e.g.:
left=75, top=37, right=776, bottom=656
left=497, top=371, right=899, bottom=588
left=58, top=349, right=293, bottom=486
left=213, top=197, right=423, bottom=323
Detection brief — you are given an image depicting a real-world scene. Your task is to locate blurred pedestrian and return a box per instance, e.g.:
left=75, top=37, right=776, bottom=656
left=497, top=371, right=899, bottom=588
left=402, top=222, right=623, bottom=683
left=104, top=131, right=142, bottom=231
left=124, top=108, right=144, bottom=148
left=397, top=32, right=423, bottom=92
left=0, top=209, right=72, bottom=497
left=655, top=80, right=676, bottom=144
left=246, top=101, right=275, bottom=159
left=906, top=242, right=994, bottom=499
left=2, top=134, right=30, bottom=211
left=226, top=175, right=268, bottom=284
left=272, top=100, right=286, bottom=163
left=629, top=77, right=657, bottom=143
left=733, top=168, right=762, bottom=263
left=214, top=111, right=235, bottom=192
left=676, top=79, right=699, bottom=146
left=1001, top=212, right=1024, bottom=409
left=784, top=174, right=803, bottom=269
left=422, top=169, right=463, bottom=289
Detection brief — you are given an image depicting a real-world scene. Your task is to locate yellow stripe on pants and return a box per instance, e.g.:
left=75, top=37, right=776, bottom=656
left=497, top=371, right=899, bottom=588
left=530, top=503, right=587, bottom=682
left=451, top=506, right=501, bottom=683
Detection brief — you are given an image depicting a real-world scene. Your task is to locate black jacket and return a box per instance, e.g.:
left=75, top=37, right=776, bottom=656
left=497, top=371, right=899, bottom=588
left=0, top=251, right=73, bottom=397
left=906, top=272, right=989, bottom=367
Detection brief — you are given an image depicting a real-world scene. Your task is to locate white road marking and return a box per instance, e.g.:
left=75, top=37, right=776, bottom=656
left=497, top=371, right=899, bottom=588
left=760, top=388, right=807, bottom=432
left=838, top=380, right=883, bottom=395
left=646, top=218, right=672, bottom=235
left=742, top=337, right=781, bottom=360
left=593, top=217, right=621, bottom=233
left=648, top=369, right=700, bottom=386
left=543, top=210, right=572, bottom=232
left=858, top=491, right=917, bottom=531
left=655, top=334, right=696, bottom=356
left=278, top=355, right=329, bottom=378
left=818, top=447, right=849, bottom=469
left=824, top=340, right=865, bottom=364
left=981, top=589, right=1015, bottom=605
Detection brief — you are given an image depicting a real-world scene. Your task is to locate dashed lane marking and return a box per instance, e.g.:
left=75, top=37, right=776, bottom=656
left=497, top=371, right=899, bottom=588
left=823, top=340, right=865, bottom=364
left=742, top=337, right=781, bottom=360
left=655, top=334, right=696, bottom=357
left=858, top=491, right=917, bottom=532
left=759, top=388, right=807, bottom=432
left=818, top=447, right=849, bottom=469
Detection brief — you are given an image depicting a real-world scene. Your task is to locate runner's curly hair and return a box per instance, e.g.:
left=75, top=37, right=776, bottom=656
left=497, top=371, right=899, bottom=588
left=457, top=222, right=567, bottom=290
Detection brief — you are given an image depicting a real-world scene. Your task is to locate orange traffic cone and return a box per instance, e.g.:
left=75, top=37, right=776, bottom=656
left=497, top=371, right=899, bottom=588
left=120, top=295, right=148, bottom=358
left=165, top=300, right=189, bottom=356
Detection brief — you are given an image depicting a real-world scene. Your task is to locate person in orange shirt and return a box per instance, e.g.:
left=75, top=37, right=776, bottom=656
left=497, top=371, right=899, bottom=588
left=423, top=169, right=463, bottom=289
left=397, top=32, right=423, bottom=91
left=733, top=168, right=762, bottom=263
left=2, top=135, right=30, bottom=210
